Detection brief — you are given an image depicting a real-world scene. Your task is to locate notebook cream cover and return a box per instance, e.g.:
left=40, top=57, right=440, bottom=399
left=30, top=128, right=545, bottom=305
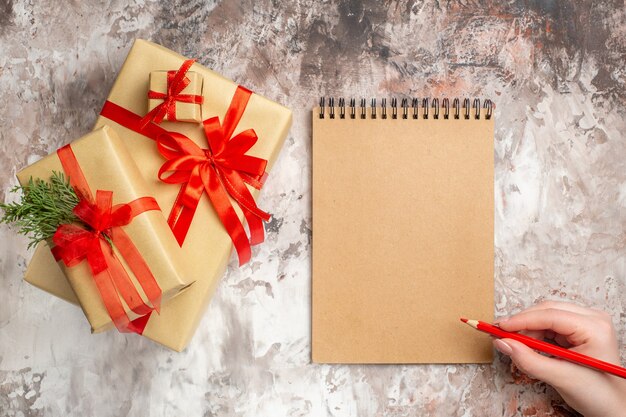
left=312, top=101, right=494, bottom=363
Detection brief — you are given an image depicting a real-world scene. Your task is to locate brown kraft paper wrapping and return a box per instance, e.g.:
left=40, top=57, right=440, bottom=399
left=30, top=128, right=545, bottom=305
left=24, top=39, right=292, bottom=351
left=16, top=127, right=193, bottom=333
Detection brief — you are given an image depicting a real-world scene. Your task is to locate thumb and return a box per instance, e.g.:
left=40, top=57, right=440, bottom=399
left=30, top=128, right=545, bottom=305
left=494, top=338, right=570, bottom=387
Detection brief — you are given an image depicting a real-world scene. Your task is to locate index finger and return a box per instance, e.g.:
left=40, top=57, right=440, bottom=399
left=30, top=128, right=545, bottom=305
left=497, top=309, right=594, bottom=346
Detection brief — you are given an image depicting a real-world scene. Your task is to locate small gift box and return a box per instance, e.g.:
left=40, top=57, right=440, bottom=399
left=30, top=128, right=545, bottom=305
left=24, top=39, right=292, bottom=350
left=146, top=62, right=203, bottom=124
left=16, top=127, right=193, bottom=333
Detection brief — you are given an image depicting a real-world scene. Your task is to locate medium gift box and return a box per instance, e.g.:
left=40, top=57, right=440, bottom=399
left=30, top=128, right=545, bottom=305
left=16, top=126, right=193, bottom=333
left=23, top=39, right=292, bottom=351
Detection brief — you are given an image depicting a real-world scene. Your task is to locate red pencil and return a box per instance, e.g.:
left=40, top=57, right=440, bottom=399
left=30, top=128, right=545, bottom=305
left=461, top=318, right=626, bottom=380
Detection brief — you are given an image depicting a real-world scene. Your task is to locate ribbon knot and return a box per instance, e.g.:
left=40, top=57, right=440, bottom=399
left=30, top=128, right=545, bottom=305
left=162, top=96, right=175, bottom=110
left=203, top=149, right=215, bottom=164
left=140, top=59, right=204, bottom=128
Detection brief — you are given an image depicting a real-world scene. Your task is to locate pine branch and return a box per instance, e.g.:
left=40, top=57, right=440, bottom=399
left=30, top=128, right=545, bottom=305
left=1, top=172, right=80, bottom=248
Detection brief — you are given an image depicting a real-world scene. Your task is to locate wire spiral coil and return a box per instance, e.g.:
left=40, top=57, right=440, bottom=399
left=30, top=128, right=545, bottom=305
left=318, top=97, right=493, bottom=120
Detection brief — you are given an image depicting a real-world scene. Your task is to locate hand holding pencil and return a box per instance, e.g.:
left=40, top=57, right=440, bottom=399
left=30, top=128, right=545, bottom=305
left=466, top=301, right=626, bottom=417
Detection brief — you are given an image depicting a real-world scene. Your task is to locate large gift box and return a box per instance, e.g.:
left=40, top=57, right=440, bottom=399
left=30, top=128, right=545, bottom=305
left=17, top=126, right=193, bottom=332
left=23, top=39, right=292, bottom=350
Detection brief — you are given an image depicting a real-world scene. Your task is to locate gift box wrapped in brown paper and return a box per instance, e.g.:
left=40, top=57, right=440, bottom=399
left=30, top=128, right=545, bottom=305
left=147, top=69, right=203, bottom=123
left=17, top=126, right=193, bottom=333
left=23, top=39, right=292, bottom=351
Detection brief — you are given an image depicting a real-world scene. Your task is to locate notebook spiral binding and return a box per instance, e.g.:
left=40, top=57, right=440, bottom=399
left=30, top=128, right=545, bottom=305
left=318, top=97, right=493, bottom=120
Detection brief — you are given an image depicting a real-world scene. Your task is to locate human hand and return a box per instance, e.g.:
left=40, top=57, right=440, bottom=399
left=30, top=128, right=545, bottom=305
left=494, top=301, right=626, bottom=417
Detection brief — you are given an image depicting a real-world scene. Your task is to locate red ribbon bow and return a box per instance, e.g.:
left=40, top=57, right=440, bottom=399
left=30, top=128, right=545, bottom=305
left=140, top=59, right=204, bottom=127
left=100, top=82, right=271, bottom=265
left=158, top=86, right=270, bottom=265
left=50, top=145, right=162, bottom=333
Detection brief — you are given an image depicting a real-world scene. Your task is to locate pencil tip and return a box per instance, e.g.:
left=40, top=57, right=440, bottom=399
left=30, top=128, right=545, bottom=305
left=460, top=317, right=468, bottom=323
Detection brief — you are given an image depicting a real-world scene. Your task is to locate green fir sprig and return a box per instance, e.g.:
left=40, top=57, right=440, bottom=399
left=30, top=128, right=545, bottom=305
left=1, top=172, right=80, bottom=248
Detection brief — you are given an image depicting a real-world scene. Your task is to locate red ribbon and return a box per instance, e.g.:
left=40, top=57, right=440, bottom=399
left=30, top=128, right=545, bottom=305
left=140, top=59, right=203, bottom=127
left=50, top=145, right=162, bottom=333
left=100, top=85, right=270, bottom=265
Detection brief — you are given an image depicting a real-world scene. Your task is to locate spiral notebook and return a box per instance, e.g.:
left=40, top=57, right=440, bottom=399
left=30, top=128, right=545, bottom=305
left=312, top=98, right=494, bottom=364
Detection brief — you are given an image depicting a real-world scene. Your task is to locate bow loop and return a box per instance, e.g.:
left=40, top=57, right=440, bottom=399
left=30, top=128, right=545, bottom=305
left=166, top=62, right=192, bottom=96
left=202, top=117, right=226, bottom=155
left=110, top=203, right=133, bottom=228
left=222, top=129, right=260, bottom=155
left=51, top=224, right=99, bottom=268
left=219, top=153, right=267, bottom=177
left=157, top=131, right=206, bottom=159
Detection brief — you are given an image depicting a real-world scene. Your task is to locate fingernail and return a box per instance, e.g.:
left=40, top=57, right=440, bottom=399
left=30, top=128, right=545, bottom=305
left=494, top=316, right=508, bottom=325
left=494, top=339, right=513, bottom=355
